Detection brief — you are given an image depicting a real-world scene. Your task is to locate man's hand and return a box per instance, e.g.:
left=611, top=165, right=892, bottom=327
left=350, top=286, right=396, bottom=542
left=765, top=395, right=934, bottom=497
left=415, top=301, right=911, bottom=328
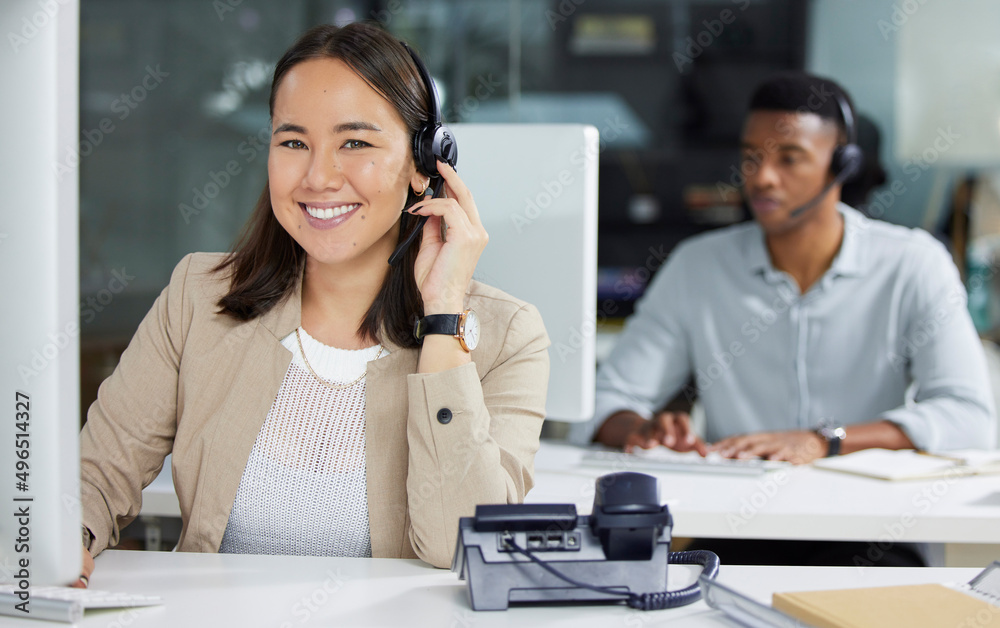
left=595, top=410, right=708, bottom=455
left=709, top=430, right=826, bottom=464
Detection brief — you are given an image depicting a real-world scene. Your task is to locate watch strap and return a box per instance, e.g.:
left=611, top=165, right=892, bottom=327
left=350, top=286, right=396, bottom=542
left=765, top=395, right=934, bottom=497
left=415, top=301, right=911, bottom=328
left=815, top=425, right=847, bottom=457
left=413, top=313, right=461, bottom=341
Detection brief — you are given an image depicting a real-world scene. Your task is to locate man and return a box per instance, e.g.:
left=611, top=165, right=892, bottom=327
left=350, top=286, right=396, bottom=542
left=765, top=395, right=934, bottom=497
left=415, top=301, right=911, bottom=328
left=569, top=74, right=995, bottom=565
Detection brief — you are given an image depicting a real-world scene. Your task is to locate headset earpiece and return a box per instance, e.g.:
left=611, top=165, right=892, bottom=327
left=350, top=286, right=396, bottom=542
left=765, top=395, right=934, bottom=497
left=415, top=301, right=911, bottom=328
left=830, top=90, right=863, bottom=182
left=831, top=143, right=863, bottom=181
left=402, top=43, right=458, bottom=179
left=412, top=122, right=457, bottom=177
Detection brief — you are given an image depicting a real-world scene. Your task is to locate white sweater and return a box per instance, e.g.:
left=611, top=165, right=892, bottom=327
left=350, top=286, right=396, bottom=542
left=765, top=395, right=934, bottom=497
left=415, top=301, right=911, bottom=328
left=219, top=328, right=386, bottom=557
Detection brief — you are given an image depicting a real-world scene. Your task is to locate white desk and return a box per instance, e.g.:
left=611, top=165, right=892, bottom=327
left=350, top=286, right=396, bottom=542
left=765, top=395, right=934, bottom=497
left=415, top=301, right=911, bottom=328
left=141, top=442, right=1000, bottom=546
left=529, top=441, right=1000, bottom=544
left=28, top=551, right=985, bottom=627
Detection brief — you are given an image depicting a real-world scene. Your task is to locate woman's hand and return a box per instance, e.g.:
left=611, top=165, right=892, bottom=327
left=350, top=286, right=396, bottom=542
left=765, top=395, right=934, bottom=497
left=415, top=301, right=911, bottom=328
left=71, top=545, right=95, bottom=588
left=408, top=161, right=488, bottom=315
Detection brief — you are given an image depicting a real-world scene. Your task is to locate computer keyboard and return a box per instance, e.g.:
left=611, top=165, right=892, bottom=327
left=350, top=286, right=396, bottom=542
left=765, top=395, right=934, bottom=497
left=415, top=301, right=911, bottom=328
left=581, top=448, right=792, bottom=475
left=0, top=585, right=162, bottom=623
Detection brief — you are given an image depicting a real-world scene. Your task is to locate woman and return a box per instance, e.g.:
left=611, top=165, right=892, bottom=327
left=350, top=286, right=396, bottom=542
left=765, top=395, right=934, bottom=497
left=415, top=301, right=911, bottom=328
left=76, top=21, right=549, bottom=584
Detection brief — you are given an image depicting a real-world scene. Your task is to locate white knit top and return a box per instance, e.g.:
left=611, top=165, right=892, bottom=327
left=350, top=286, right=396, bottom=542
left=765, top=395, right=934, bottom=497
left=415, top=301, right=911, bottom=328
left=219, top=328, right=387, bottom=557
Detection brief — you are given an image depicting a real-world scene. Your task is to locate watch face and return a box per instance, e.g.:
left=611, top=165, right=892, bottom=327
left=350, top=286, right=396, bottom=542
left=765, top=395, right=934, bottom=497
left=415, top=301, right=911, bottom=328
left=461, top=310, right=480, bottom=351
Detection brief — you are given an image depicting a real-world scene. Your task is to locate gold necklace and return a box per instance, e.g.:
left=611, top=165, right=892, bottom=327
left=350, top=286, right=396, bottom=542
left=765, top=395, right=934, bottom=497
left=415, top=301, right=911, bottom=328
left=295, top=328, right=384, bottom=390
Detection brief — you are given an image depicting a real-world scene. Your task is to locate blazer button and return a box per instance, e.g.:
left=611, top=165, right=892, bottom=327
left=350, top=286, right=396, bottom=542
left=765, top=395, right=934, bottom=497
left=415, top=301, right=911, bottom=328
left=436, top=408, right=453, bottom=424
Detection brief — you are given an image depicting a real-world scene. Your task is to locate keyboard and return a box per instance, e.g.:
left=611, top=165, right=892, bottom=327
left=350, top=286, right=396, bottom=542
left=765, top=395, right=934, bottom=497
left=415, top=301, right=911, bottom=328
left=0, top=585, right=162, bottom=623
left=581, top=448, right=792, bottom=475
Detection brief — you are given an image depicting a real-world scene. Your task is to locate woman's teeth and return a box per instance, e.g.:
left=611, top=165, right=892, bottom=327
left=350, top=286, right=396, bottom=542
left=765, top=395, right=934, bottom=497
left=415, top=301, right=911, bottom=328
left=305, top=204, right=358, bottom=219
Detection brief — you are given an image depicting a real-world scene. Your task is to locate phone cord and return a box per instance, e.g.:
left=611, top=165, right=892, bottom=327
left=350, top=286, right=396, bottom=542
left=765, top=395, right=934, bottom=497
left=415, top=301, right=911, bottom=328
left=629, top=550, right=721, bottom=610
left=507, top=541, right=720, bottom=611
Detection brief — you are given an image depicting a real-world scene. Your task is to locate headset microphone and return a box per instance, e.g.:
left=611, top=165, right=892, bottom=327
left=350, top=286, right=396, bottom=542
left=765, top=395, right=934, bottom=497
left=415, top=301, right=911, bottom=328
left=788, top=166, right=855, bottom=218
left=784, top=88, right=864, bottom=219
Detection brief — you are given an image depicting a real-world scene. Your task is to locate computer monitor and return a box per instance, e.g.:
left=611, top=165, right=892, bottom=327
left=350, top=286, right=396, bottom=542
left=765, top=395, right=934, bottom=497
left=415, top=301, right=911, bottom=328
left=0, top=0, right=82, bottom=589
left=451, top=124, right=597, bottom=422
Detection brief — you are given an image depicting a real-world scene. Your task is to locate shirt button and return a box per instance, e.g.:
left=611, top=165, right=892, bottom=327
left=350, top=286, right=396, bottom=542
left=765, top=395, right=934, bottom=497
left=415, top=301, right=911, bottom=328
left=436, top=408, right=453, bottom=424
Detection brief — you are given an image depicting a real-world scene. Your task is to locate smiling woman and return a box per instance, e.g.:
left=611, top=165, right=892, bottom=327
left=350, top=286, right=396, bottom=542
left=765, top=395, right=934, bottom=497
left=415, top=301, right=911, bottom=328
left=75, top=21, right=550, bottom=584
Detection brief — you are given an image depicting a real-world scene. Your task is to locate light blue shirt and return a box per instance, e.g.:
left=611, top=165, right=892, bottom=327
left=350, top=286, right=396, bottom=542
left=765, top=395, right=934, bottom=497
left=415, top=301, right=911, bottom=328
left=571, top=205, right=996, bottom=451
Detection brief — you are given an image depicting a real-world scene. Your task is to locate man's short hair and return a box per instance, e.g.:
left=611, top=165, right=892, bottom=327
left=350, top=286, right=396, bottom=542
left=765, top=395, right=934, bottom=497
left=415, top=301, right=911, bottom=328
left=748, top=72, right=854, bottom=138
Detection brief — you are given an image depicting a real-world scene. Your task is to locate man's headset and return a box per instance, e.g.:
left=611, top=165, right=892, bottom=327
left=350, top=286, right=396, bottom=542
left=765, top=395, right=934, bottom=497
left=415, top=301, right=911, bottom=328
left=786, top=89, right=864, bottom=218
left=387, top=43, right=458, bottom=266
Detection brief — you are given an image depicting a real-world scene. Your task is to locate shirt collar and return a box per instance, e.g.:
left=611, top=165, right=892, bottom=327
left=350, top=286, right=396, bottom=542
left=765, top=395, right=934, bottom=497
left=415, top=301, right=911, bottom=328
left=743, top=202, right=866, bottom=278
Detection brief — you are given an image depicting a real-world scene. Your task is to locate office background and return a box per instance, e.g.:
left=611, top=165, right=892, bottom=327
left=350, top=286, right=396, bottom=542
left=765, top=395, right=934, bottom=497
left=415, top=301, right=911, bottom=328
left=76, top=0, right=1000, bottom=419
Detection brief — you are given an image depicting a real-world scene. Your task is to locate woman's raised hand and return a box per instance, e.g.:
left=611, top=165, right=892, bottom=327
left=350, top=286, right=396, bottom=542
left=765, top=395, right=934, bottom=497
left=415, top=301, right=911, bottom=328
left=408, top=161, right=488, bottom=315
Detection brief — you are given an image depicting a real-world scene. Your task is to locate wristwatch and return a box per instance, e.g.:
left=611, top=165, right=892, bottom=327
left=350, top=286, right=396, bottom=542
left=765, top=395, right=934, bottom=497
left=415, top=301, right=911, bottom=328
left=413, top=309, right=480, bottom=352
left=814, top=423, right=847, bottom=457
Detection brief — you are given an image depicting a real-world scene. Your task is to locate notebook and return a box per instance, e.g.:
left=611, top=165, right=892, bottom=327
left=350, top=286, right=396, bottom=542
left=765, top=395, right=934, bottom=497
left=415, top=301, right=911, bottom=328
left=811, top=448, right=1000, bottom=481
left=771, top=561, right=1000, bottom=628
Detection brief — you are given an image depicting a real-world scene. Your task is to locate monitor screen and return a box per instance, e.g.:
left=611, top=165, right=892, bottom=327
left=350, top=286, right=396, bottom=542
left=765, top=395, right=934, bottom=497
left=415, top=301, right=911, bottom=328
left=0, top=0, right=83, bottom=592
left=451, top=124, right=597, bottom=422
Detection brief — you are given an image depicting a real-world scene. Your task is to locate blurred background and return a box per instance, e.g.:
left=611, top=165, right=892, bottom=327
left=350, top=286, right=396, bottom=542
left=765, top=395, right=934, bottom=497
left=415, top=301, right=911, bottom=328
left=75, top=0, right=1000, bottom=423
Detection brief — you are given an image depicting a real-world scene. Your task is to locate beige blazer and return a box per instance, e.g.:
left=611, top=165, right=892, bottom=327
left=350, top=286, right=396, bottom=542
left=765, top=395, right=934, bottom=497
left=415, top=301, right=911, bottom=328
left=80, top=253, right=550, bottom=568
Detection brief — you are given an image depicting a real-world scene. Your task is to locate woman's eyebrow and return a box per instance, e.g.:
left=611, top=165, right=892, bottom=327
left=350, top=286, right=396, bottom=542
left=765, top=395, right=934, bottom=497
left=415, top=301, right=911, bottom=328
left=272, top=121, right=383, bottom=135
left=333, top=121, right=382, bottom=133
left=273, top=122, right=306, bottom=135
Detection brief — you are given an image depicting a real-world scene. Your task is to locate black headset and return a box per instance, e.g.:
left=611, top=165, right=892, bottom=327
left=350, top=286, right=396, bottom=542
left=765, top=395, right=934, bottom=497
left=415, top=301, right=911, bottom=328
left=829, top=89, right=863, bottom=182
left=788, top=88, right=864, bottom=218
left=387, top=42, right=458, bottom=266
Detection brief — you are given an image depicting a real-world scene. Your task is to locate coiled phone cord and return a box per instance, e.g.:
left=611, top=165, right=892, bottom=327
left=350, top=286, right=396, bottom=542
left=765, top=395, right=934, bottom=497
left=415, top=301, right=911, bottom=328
left=507, top=540, right=721, bottom=611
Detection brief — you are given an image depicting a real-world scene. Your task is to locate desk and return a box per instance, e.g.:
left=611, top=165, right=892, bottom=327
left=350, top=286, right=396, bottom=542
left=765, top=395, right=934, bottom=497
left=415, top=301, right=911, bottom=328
left=33, top=551, right=985, bottom=627
left=529, top=441, right=1000, bottom=545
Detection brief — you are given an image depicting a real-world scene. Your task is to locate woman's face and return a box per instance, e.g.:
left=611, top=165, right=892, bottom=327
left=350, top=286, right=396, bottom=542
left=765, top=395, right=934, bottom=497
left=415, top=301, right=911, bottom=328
left=268, top=57, right=424, bottom=269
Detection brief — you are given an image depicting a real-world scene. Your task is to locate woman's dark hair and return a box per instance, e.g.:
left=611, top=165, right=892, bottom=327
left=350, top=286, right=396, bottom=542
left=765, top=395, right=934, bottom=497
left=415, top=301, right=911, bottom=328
left=213, top=21, right=430, bottom=348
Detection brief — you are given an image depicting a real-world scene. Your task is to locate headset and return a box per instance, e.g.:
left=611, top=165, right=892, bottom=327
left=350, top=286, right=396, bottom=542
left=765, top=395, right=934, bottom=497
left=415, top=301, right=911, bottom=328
left=387, top=42, right=459, bottom=266
left=786, top=88, right=864, bottom=218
